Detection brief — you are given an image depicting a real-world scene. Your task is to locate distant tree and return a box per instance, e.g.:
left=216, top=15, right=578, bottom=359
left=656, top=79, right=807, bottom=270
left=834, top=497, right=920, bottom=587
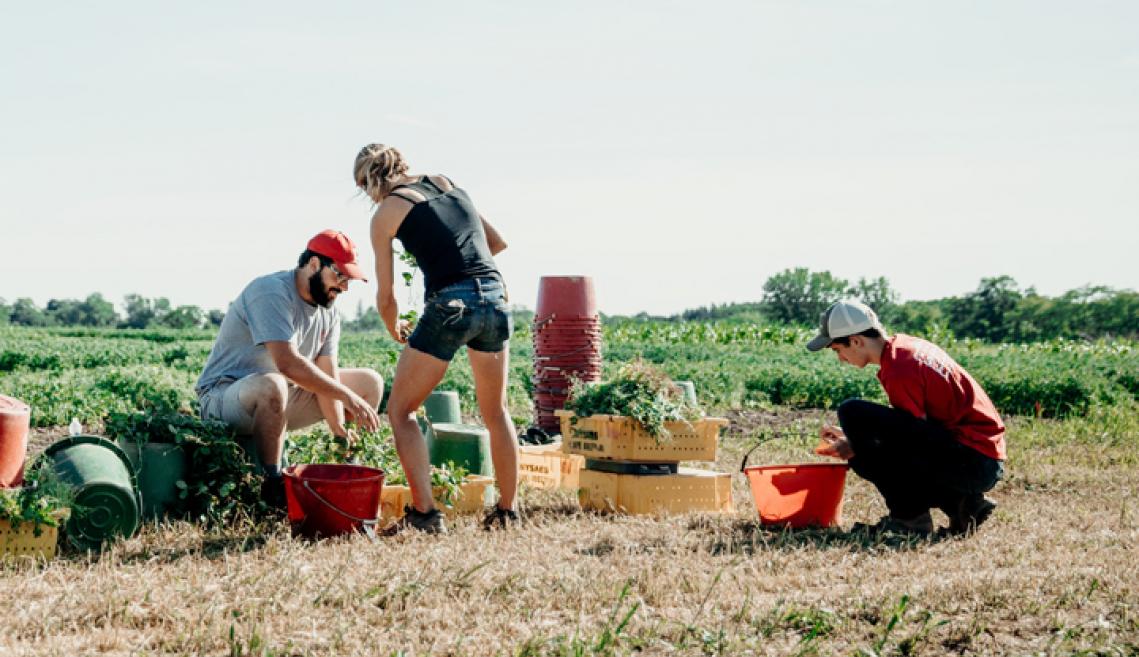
left=761, top=268, right=849, bottom=325
left=45, top=298, right=84, bottom=325
left=947, top=276, right=1022, bottom=341
left=850, top=276, right=899, bottom=321
left=206, top=309, right=226, bottom=328
left=347, top=304, right=384, bottom=332
left=890, top=299, right=947, bottom=336
left=122, top=294, right=172, bottom=329
left=80, top=293, right=119, bottom=326
left=160, top=305, right=204, bottom=329
left=680, top=302, right=765, bottom=321
left=44, top=293, right=119, bottom=326
left=9, top=298, right=52, bottom=326
left=0, top=298, right=9, bottom=325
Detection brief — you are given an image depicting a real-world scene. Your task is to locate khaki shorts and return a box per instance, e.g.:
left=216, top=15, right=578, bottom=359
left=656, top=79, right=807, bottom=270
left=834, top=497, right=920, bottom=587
left=198, top=375, right=325, bottom=436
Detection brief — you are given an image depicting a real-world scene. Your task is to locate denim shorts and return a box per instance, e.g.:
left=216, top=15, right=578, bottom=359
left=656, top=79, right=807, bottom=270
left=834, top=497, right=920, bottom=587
left=408, top=277, right=513, bottom=361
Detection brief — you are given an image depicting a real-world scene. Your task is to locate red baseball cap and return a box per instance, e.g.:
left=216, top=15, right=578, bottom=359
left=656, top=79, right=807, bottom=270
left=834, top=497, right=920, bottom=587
left=307, top=229, right=368, bottom=282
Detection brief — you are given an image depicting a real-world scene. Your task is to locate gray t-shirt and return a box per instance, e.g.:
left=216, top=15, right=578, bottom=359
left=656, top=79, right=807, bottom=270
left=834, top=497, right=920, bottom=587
left=195, top=270, right=341, bottom=395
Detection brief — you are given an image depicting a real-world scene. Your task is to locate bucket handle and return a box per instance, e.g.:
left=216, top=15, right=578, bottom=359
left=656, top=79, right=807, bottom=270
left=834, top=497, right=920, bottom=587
left=301, top=480, right=379, bottom=541
left=739, top=430, right=790, bottom=473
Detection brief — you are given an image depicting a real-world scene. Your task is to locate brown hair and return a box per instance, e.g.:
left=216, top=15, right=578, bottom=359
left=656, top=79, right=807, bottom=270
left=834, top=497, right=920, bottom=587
left=831, top=328, right=883, bottom=346
left=353, top=144, right=409, bottom=200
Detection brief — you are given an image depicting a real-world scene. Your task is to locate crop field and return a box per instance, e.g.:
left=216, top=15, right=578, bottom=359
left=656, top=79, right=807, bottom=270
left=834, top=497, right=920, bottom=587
left=1, top=324, right=1137, bottom=655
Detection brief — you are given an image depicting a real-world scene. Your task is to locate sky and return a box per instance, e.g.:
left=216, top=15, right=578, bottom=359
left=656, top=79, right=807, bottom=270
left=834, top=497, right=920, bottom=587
left=1, top=1, right=1136, bottom=318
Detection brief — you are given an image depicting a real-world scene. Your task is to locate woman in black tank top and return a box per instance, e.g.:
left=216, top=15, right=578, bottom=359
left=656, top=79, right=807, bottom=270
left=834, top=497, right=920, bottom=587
left=354, top=143, right=519, bottom=532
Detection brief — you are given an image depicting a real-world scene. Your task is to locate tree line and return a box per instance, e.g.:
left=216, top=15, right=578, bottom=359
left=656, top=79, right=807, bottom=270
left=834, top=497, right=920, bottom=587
left=0, top=294, right=224, bottom=330
left=5, top=270, right=1137, bottom=341
left=680, top=269, right=1138, bottom=341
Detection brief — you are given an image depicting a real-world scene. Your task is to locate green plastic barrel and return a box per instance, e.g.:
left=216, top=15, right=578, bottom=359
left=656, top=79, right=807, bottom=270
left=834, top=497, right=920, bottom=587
left=423, top=390, right=462, bottom=424
left=42, top=435, right=141, bottom=550
left=418, top=416, right=436, bottom=456
left=118, top=440, right=187, bottom=520
left=429, top=423, right=493, bottom=477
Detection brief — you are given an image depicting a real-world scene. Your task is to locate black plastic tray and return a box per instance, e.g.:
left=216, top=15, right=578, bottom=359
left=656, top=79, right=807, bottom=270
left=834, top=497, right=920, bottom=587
left=584, top=459, right=678, bottom=475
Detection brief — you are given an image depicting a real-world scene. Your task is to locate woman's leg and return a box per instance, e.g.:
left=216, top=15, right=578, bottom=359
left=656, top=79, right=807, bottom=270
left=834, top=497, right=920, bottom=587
left=387, top=347, right=450, bottom=512
left=467, top=347, right=518, bottom=511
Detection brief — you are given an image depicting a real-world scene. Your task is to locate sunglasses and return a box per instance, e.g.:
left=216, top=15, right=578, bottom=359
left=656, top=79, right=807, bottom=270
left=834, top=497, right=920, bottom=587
left=325, top=262, right=350, bottom=284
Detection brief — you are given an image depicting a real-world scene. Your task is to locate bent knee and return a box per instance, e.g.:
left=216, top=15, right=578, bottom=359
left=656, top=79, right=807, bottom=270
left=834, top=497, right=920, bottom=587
left=836, top=398, right=872, bottom=427
left=348, top=368, right=384, bottom=405
left=243, top=373, right=289, bottom=409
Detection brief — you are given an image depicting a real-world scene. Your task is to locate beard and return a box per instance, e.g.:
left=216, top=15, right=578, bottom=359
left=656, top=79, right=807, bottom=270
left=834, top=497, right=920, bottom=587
left=308, top=270, right=337, bottom=308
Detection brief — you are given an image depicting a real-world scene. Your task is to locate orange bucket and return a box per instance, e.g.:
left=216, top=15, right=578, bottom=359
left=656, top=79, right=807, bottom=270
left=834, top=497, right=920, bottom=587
left=283, top=464, right=384, bottom=539
left=743, top=463, right=849, bottom=528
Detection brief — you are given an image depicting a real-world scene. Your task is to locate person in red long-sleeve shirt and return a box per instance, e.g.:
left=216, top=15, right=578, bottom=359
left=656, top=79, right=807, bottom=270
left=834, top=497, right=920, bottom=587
left=807, top=300, right=1006, bottom=536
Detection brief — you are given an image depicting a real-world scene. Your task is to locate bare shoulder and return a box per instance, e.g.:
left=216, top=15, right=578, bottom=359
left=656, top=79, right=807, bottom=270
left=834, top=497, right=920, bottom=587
left=371, top=195, right=415, bottom=239
left=426, top=174, right=455, bottom=192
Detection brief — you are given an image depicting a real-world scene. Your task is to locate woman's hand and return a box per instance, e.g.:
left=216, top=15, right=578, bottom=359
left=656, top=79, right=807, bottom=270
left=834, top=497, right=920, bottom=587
left=388, top=319, right=412, bottom=344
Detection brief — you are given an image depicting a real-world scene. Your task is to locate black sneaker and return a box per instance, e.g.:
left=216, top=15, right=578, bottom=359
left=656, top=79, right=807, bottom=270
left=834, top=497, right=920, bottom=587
left=381, top=506, right=447, bottom=537
left=943, top=495, right=997, bottom=536
left=851, top=512, right=934, bottom=537
left=259, top=475, right=287, bottom=512
left=482, top=506, right=520, bottom=530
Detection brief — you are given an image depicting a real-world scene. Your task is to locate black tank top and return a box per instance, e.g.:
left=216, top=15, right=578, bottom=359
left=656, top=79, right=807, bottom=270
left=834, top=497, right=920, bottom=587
left=392, top=176, right=502, bottom=298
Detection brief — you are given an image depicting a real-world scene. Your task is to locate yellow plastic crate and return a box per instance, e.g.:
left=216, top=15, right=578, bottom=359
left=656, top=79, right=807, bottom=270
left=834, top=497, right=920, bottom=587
left=578, top=467, right=733, bottom=515
left=1, top=519, right=59, bottom=562
left=519, top=444, right=585, bottom=491
left=378, top=475, right=496, bottom=526
left=556, top=410, right=727, bottom=462
left=518, top=448, right=562, bottom=489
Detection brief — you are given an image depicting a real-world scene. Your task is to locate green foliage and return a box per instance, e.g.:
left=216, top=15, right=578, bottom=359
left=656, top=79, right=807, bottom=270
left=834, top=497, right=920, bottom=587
left=0, top=465, right=74, bottom=532
left=285, top=424, right=469, bottom=506
left=761, top=267, right=852, bottom=325
left=105, top=411, right=266, bottom=525
left=566, top=360, right=701, bottom=438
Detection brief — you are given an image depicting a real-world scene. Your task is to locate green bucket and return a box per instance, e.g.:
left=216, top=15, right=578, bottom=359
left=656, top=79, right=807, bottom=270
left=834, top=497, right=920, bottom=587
left=429, top=423, right=493, bottom=477
left=423, top=390, right=462, bottom=424
left=673, top=380, right=698, bottom=406
left=42, top=434, right=141, bottom=550
left=118, top=439, right=187, bottom=520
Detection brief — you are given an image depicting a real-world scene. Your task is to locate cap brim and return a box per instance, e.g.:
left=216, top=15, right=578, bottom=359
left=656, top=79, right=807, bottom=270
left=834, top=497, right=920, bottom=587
left=806, top=333, right=832, bottom=352
left=338, top=261, right=369, bottom=283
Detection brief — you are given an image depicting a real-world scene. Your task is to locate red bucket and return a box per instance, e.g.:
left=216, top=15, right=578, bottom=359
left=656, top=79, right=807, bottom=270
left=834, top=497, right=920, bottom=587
left=0, top=395, right=30, bottom=488
left=535, top=276, right=598, bottom=319
left=284, top=464, right=384, bottom=538
left=743, top=463, right=849, bottom=528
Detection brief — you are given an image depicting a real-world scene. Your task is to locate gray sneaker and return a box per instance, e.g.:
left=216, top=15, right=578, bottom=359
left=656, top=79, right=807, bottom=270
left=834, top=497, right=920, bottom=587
left=944, top=495, right=997, bottom=535
left=381, top=506, right=447, bottom=536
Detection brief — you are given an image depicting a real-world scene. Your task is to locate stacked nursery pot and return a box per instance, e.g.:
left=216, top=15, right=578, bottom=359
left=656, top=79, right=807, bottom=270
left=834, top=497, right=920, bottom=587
left=532, top=276, right=602, bottom=434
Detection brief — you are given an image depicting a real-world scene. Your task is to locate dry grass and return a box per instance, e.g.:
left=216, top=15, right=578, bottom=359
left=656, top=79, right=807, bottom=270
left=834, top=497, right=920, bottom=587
left=4, top=407, right=1137, bottom=656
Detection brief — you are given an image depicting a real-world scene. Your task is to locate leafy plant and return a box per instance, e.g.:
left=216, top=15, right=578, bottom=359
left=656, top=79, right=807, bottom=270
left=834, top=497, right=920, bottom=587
left=0, top=465, right=73, bottom=533
left=566, top=359, right=701, bottom=438
left=106, top=411, right=266, bottom=525
left=397, top=248, right=420, bottom=327
left=287, top=425, right=469, bottom=506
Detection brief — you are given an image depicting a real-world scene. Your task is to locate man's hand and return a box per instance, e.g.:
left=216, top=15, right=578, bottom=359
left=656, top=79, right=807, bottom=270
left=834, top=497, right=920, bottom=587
left=342, top=391, right=381, bottom=432
left=332, top=428, right=359, bottom=449
left=816, top=424, right=854, bottom=459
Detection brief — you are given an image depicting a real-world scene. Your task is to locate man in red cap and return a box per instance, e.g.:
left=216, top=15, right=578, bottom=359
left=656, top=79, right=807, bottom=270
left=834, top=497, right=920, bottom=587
left=196, top=229, right=383, bottom=508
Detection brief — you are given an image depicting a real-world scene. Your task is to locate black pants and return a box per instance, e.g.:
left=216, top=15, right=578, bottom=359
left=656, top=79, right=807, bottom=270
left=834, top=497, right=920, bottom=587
left=837, top=399, right=1004, bottom=519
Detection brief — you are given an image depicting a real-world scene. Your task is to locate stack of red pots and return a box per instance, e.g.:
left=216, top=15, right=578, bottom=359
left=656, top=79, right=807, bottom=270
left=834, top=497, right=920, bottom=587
left=532, top=276, right=602, bottom=434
